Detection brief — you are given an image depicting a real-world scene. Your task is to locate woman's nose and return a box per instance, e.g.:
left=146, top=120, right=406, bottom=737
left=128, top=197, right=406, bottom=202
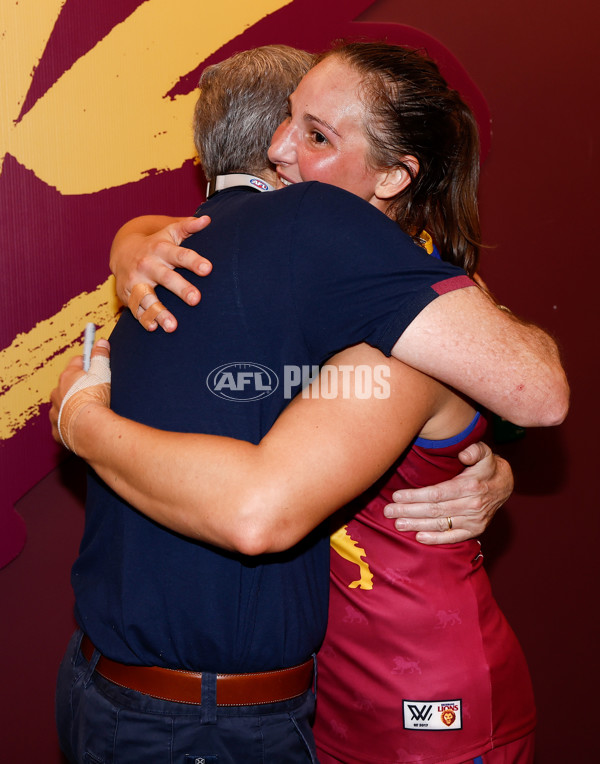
left=268, top=119, right=295, bottom=166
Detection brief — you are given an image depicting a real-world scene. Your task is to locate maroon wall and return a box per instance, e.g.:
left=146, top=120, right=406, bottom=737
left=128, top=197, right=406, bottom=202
left=1, top=1, right=598, bottom=762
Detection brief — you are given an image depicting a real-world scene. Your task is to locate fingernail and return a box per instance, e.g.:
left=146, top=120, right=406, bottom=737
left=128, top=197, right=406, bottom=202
left=97, top=339, right=110, bottom=349
left=164, top=319, right=175, bottom=331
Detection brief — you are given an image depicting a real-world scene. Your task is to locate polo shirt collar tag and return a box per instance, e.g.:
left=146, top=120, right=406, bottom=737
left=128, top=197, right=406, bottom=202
left=206, top=174, right=274, bottom=197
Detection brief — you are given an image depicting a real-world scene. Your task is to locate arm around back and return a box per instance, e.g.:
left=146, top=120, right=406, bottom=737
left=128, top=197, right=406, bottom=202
left=55, top=346, right=437, bottom=555
left=109, top=215, right=213, bottom=331
left=392, top=285, right=569, bottom=427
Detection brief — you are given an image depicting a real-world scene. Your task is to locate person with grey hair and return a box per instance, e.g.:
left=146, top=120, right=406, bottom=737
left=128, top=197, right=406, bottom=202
left=123, top=44, right=315, bottom=331
left=51, top=44, right=565, bottom=763
left=194, top=45, right=315, bottom=182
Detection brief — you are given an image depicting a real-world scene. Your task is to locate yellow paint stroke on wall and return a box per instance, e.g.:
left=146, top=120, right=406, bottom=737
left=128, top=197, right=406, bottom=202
left=0, top=277, right=121, bottom=440
left=1, top=0, right=293, bottom=440
left=0, top=0, right=66, bottom=176
left=3, top=0, right=292, bottom=194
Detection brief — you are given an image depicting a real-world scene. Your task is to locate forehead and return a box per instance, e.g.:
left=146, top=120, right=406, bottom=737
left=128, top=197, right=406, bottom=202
left=291, top=57, right=365, bottom=121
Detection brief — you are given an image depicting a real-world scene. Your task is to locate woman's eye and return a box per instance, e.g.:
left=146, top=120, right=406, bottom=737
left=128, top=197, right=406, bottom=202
left=312, top=131, right=327, bottom=144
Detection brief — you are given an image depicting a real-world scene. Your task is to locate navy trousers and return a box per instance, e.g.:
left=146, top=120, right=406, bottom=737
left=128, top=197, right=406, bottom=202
left=56, top=631, right=319, bottom=764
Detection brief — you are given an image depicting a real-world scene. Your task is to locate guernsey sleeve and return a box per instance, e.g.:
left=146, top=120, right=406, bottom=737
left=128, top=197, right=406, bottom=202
left=288, top=182, right=474, bottom=358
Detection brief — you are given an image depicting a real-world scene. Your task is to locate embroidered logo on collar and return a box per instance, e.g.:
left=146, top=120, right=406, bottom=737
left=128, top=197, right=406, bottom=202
left=249, top=177, right=270, bottom=191
left=206, top=173, right=275, bottom=197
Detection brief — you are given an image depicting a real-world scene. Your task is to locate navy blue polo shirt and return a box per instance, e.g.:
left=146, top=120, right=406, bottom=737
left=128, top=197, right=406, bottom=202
left=74, top=182, right=471, bottom=672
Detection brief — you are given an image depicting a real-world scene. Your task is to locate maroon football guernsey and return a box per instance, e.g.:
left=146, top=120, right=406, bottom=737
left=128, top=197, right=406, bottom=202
left=314, top=413, right=536, bottom=764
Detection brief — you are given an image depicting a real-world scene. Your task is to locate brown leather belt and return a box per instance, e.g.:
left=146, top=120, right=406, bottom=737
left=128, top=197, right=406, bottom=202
left=81, top=635, right=313, bottom=706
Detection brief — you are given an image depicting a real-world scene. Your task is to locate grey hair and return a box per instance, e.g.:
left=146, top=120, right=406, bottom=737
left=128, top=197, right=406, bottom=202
left=193, top=45, right=314, bottom=180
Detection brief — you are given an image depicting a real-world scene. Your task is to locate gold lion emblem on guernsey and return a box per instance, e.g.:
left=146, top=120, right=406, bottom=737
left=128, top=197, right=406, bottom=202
left=330, top=525, right=373, bottom=590
left=441, top=709, right=456, bottom=727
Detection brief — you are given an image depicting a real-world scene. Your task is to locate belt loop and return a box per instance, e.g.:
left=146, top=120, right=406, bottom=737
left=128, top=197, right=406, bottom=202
left=83, top=645, right=101, bottom=688
left=72, top=630, right=84, bottom=667
left=200, top=672, right=217, bottom=725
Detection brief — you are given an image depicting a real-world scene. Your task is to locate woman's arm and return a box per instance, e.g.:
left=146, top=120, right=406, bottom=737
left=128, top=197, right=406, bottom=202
left=109, top=215, right=213, bottom=331
left=51, top=343, right=452, bottom=555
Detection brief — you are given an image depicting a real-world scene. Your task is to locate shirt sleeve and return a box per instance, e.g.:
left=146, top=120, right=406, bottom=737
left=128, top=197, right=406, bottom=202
left=289, top=183, right=474, bottom=359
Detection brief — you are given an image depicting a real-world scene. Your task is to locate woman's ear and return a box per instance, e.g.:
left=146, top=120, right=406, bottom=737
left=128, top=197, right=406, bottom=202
left=375, top=156, right=420, bottom=199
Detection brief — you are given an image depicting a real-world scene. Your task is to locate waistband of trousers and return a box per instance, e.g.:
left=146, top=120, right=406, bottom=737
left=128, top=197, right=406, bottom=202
left=81, top=634, right=314, bottom=706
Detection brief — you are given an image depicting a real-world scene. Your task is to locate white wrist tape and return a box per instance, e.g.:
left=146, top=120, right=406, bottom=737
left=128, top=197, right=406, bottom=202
left=57, top=355, right=111, bottom=454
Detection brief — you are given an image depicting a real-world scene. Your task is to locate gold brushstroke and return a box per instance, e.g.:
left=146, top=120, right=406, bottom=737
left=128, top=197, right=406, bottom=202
left=1, top=0, right=293, bottom=439
left=2, top=0, right=292, bottom=193
left=0, top=277, right=121, bottom=440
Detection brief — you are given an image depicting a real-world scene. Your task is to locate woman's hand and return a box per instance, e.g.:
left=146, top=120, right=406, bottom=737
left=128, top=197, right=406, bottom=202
left=109, top=215, right=212, bottom=332
left=50, top=340, right=112, bottom=455
left=383, top=442, right=513, bottom=544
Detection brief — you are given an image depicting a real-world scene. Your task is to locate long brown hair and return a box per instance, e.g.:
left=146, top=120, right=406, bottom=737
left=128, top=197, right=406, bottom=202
left=319, top=42, right=481, bottom=274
